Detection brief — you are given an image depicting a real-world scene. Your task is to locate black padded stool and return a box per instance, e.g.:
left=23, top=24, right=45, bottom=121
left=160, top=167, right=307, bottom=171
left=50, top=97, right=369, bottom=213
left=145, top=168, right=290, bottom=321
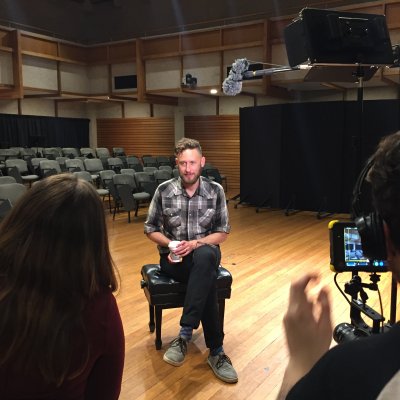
left=140, top=263, right=232, bottom=350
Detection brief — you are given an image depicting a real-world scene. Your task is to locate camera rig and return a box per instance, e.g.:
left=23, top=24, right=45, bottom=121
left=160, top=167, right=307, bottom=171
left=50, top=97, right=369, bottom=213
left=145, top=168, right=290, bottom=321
left=333, top=271, right=398, bottom=343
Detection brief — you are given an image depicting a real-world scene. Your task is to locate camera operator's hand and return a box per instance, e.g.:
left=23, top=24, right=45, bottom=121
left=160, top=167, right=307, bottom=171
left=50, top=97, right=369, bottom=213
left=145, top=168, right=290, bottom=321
left=277, top=273, right=332, bottom=399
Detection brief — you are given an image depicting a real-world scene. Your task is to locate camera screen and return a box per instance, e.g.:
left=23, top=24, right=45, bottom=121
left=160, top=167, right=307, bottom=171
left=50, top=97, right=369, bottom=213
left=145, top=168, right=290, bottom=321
left=344, top=227, right=386, bottom=269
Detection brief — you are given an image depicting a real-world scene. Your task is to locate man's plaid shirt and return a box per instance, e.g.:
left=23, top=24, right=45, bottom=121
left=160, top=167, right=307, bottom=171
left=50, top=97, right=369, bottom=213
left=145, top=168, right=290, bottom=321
left=144, top=176, right=230, bottom=254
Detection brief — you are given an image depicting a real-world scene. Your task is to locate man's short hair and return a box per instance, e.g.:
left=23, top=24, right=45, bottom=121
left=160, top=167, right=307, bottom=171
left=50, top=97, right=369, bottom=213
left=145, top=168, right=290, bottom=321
left=368, top=131, right=400, bottom=249
left=174, top=138, right=202, bottom=156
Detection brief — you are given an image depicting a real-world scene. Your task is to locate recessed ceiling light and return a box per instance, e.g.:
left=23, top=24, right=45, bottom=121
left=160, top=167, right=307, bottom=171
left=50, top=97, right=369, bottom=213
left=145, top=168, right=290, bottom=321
left=210, top=89, right=218, bottom=94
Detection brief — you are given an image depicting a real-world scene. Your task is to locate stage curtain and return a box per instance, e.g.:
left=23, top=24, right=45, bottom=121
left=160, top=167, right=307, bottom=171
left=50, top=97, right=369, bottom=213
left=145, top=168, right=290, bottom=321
left=239, top=99, right=400, bottom=213
left=0, top=114, right=89, bottom=149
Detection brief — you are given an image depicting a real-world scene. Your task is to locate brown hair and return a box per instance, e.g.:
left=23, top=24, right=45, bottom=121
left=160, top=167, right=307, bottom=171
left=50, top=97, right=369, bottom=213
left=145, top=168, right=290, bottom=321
left=0, top=174, right=118, bottom=386
left=368, top=131, right=400, bottom=249
left=174, top=137, right=202, bottom=156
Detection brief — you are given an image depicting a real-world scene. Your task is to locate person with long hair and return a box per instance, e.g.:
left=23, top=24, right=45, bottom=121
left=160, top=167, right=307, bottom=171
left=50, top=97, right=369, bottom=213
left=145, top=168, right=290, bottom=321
left=0, top=174, right=124, bottom=399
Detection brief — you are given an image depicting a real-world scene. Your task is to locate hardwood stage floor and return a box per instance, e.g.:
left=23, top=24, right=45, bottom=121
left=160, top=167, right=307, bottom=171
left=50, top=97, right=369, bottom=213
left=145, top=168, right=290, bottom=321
left=107, top=199, right=399, bottom=400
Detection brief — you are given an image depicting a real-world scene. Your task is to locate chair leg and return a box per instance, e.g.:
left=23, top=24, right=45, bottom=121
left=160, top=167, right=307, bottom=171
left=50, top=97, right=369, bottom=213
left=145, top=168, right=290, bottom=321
left=135, top=200, right=139, bottom=217
left=128, top=210, right=131, bottom=223
left=112, top=201, right=116, bottom=220
left=149, top=305, right=155, bottom=332
left=155, top=305, right=162, bottom=350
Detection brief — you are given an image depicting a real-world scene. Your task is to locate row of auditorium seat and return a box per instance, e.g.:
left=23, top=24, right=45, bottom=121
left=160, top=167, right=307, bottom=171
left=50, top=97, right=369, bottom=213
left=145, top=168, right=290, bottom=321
left=0, top=148, right=226, bottom=189
left=0, top=147, right=228, bottom=222
left=1, top=154, right=227, bottom=191
left=0, top=147, right=176, bottom=168
left=0, top=146, right=124, bottom=160
left=0, top=156, right=180, bottom=223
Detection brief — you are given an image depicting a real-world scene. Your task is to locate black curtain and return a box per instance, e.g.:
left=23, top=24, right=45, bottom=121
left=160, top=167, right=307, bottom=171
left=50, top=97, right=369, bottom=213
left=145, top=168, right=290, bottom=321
left=0, top=114, right=89, bottom=149
left=240, top=104, right=282, bottom=208
left=240, top=99, right=400, bottom=213
left=280, top=102, right=346, bottom=212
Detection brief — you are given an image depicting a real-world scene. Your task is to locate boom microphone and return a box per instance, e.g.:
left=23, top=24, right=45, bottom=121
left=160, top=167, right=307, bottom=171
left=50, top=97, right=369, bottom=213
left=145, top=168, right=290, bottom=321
left=222, top=58, right=249, bottom=96
left=222, top=58, right=306, bottom=96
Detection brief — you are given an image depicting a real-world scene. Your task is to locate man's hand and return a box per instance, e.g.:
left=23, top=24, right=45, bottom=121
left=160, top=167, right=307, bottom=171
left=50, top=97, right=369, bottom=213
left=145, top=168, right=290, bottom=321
left=277, top=273, right=332, bottom=399
left=170, top=240, right=198, bottom=260
left=284, top=273, right=332, bottom=370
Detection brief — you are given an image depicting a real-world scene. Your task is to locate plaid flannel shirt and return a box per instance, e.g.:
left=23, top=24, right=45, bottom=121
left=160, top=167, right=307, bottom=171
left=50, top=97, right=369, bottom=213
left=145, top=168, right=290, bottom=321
left=144, top=176, right=230, bottom=254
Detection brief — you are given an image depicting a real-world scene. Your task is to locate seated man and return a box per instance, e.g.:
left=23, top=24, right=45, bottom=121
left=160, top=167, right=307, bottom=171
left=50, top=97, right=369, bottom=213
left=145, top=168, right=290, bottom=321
left=278, top=131, right=400, bottom=399
left=144, top=137, right=238, bottom=384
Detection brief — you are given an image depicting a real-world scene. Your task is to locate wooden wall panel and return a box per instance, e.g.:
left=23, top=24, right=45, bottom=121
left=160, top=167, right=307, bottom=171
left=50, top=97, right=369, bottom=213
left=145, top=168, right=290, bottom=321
left=59, top=43, right=87, bottom=63
left=86, top=46, right=109, bottom=63
left=0, top=29, right=13, bottom=48
left=97, top=117, right=175, bottom=158
left=97, top=116, right=240, bottom=194
left=142, top=36, right=180, bottom=58
left=20, top=35, right=58, bottom=57
left=184, top=115, right=240, bottom=195
left=181, top=30, right=221, bottom=51
left=386, top=2, right=400, bottom=29
left=222, top=23, right=265, bottom=46
left=109, top=42, right=136, bottom=62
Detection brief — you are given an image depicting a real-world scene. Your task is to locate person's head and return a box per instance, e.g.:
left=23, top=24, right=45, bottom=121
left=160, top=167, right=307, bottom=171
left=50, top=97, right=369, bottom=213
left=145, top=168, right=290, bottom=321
left=174, top=137, right=205, bottom=186
left=0, top=173, right=117, bottom=296
left=368, top=131, right=400, bottom=276
left=0, top=173, right=117, bottom=385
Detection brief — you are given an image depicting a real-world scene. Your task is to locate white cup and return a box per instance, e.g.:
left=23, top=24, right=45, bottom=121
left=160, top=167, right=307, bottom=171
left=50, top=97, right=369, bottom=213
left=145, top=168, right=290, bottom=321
left=168, top=240, right=182, bottom=263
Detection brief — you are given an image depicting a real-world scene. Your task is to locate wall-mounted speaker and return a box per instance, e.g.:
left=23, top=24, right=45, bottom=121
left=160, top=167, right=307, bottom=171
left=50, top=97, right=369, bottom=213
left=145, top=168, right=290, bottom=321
left=114, top=75, right=137, bottom=89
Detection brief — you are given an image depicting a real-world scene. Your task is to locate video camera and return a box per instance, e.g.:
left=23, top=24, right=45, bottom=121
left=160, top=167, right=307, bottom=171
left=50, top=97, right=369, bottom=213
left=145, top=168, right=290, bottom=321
left=329, top=220, right=387, bottom=273
left=329, top=220, right=395, bottom=344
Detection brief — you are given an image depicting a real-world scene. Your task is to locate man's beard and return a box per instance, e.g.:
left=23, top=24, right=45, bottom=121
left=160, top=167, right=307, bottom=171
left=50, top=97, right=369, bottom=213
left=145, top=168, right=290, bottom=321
left=180, top=170, right=201, bottom=185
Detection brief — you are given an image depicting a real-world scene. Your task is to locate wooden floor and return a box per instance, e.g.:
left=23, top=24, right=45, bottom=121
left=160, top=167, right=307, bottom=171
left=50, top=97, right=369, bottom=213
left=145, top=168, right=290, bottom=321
left=107, top=198, right=400, bottom=400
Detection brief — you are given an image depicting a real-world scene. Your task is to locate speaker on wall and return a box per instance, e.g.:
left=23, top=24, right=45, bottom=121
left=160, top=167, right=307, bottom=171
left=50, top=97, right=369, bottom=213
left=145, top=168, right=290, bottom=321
left=114, top=75, right=137, bottom=89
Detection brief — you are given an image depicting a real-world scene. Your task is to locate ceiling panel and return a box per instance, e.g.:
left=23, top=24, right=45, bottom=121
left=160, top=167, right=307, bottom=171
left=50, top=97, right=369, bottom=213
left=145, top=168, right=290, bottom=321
left=0, top=0, right=379, bottom=44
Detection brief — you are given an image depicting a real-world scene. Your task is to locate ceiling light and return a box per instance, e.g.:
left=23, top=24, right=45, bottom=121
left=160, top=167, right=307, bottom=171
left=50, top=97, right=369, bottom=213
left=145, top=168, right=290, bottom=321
left=210, top=89, right=218, bottom=94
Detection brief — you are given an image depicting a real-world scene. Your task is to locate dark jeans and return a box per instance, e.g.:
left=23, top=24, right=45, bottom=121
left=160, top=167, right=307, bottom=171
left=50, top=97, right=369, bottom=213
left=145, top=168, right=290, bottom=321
left=160, top=245, right=224, bottom=350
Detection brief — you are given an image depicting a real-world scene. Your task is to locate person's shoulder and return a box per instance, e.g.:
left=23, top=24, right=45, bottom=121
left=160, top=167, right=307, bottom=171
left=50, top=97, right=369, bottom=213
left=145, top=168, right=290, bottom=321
left=158, top=177, right=177, bottom=189
left=85, top=288, right=117, bottom=314
left=156, top=177, right=179, bottom=195
left=377, top=370, right=400, bottom=399
left=200, top=176, right=224, bottom=195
